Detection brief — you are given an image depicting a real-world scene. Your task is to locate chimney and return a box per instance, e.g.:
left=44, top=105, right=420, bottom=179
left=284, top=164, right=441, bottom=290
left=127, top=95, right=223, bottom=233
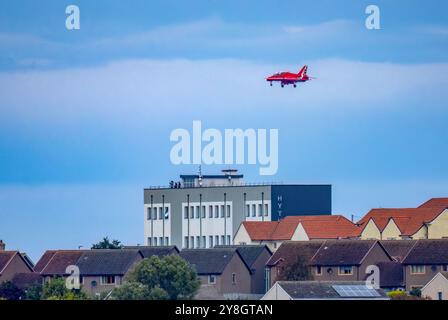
left=0, top=240, right=5, bottom=251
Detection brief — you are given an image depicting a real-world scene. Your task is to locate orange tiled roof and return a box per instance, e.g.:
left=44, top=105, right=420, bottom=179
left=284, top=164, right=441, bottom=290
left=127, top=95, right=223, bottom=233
left=242, top=215, right=359, bottom=241
left=356, top=207, right=446, bottom=236
left=419, top=198, right=448, bottom=209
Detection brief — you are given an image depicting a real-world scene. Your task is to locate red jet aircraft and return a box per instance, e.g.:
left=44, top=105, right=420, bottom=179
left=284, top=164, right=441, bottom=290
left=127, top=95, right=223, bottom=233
left=266, top=65, right=314, bottom=88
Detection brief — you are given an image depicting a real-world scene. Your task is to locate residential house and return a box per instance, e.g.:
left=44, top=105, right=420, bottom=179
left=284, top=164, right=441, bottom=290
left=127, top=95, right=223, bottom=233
left=262, top=281, right=388, bottom=300
left=356, top=203, right=448, bottom=240
left=0, top=251, right=34, bottom=283
left=401, top=239, right=448, bottom=291
left=234, top=215, right=359, bottom=251
left=376, top=261, right=404, bottom=291
left=421, top=272, right=448, bottom=300
left=265, top=240, right=393, bottom=290
left=36, top=249, right=143, bottom=296
left=216, top=245, right=272, bottom=294
left=124, top=245, right=179, bottom=258
left=11, top=272, right=43, bottom=290
left=180, top=248, right=252, bottom=299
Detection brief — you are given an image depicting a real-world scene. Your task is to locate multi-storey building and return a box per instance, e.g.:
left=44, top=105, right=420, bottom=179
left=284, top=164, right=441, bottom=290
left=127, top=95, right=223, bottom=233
left=143, top=170, right=331, bottom=249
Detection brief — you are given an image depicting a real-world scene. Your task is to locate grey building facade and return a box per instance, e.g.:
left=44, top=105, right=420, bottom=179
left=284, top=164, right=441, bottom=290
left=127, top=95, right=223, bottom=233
left=144, top=171, right=331, bottom=249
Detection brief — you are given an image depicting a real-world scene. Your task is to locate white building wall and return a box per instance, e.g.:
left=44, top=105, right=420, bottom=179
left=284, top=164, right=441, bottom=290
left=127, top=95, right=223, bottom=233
left=144, top=203, right=171, bottom=246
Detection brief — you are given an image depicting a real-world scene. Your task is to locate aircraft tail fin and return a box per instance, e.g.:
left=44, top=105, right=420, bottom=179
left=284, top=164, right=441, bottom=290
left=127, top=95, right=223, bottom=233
left=297, top=65, right=308, bottom=78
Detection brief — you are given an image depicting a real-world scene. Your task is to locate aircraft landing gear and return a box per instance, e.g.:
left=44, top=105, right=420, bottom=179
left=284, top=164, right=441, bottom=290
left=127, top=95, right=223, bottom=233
left=281, top=83, right=284, bottom=88
left=294, top=84, right=297, bottom=88
left=270, top=82, right=272, bottom=86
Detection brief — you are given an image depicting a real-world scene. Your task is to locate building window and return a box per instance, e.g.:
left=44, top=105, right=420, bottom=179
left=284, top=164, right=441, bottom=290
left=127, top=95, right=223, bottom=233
left=252, top=204, right=256, bottom=217
left=190, top=236, right=194, bottom=249
left=220, top=205, right=225, bottom=218
left=159, top=207, right=163, bottom=220
left=221, top=235, right=225, bottom=245
left=438, top=292, right=443, bottom=300
left=245, top=205, right=250, bottom=217
left=101, top=276, right=116, bottom=285
left=339, top=266, right=353, bottom=275
left=410, top=265, right=425, bottom=274
left=442, top=265, right=448, bottom=272
left=147, top=208, right=152, bottom=220
left=195, top=206, right=200, bottom=218
left=190, top=206, right=194, bottom=219
left=159, top=237, right=164, bottom=246
left=209, top=236, right=213, bottom=248
left=227, top=235, right=231, bottom=245
left=154, top=237, right=158, bottom=246
left=209, top=206, right=213, bottom=218
left=215, top=235, right=219, bottom=246
left=202, top=236, right=206, bottom=248
left=153, top=208, right=157, bottom=220
left=165, top=237, right=169, bottom=246
left=316, top=266, right=322, bottom=276
left=258, top=204, right=263, bottom=217
left=214, top=205, right=219, bottom=218
left=202, top=206, right=206, bottom=219
left=184, top=206, right=189, bottom=219
left=147, top=237, right=152, bottom=246
left=184, top=236, right=189, bottom=248
left=232, top=273, right=236, bottom=284
left=208, top=275, right=216, bottom=284
left=264, top=204, right=269, bottom=216
left=196, top=236, right=200, bottom=248
left=226, top=205, right=231, bottom=218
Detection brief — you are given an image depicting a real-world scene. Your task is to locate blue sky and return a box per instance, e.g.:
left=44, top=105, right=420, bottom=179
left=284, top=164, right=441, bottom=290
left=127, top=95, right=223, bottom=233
left=0, top=0, right=447, bottom=261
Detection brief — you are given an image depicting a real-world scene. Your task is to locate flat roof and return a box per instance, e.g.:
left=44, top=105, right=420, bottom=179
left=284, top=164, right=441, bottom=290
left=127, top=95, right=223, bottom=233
left=144, top=183, right=331, bottom=191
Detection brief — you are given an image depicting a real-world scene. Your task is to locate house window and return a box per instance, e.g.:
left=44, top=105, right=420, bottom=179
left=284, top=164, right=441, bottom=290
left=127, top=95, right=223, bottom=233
left=101, top=276, right=116, bottom=285
left=442, top=265, right=448, bottom=272
left=226, top=205, right=231, bottom=217
left=227, top=235, right=231, bottom=245
left=339, top=266, right=353, bottom=275
left=316, top=266, right=322, bottom=276
left=208, top=275, right=216, bottom=284
left=184, top=206, right=189, bottom=219
left=220, top=205, right=225, bottom=218
left=209, top=206, right=213, bottom=218
left=232, top=273, right=236, bottom=284
left=246, top=205, right=250, bottom=217
left=214, top=205, right=219, bottom=218
left=184, top=236, right=189, bottom=248
left=147, top=208, right=152, bottom=220
left=147, top=237, right=152, bottom=246
left=209, top=236, right=213, bottom=248
left=438, top=292, right=443, bottom=300
left=410, top=265, right=426, bottom=274
left=215, top=235, right=219, bottom=246
left=252, top=204, right=256, bottom=217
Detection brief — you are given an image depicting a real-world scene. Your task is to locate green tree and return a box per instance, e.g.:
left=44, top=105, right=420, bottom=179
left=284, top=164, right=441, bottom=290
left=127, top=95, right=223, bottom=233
left=111, top=282, right=151, bottom=300
left=0, top=281, right=24, bottom=300
left=25, top=283, right=43, bottom=300
left=41, top=277, right=89, bottom=300
left=123, top=255, right=199, bottom=300
left=278, top=255, right=313, bottom=281
left=91, top=237, right=123, bottom=249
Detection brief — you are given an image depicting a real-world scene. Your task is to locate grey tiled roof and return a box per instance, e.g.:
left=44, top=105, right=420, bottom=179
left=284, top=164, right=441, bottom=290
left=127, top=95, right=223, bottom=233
left=124, top=246, right=179, bottom=258
left=215, top=245, right=271, bottom=268
left=402, top=240, right=448, bottom=265
left=180, top=248, right=247, bottom=275
left=380, top=240, right=417, bottom=262
left=311, top=240, right=378, bottom=266
left=76, top=249, right=141, bottom=276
